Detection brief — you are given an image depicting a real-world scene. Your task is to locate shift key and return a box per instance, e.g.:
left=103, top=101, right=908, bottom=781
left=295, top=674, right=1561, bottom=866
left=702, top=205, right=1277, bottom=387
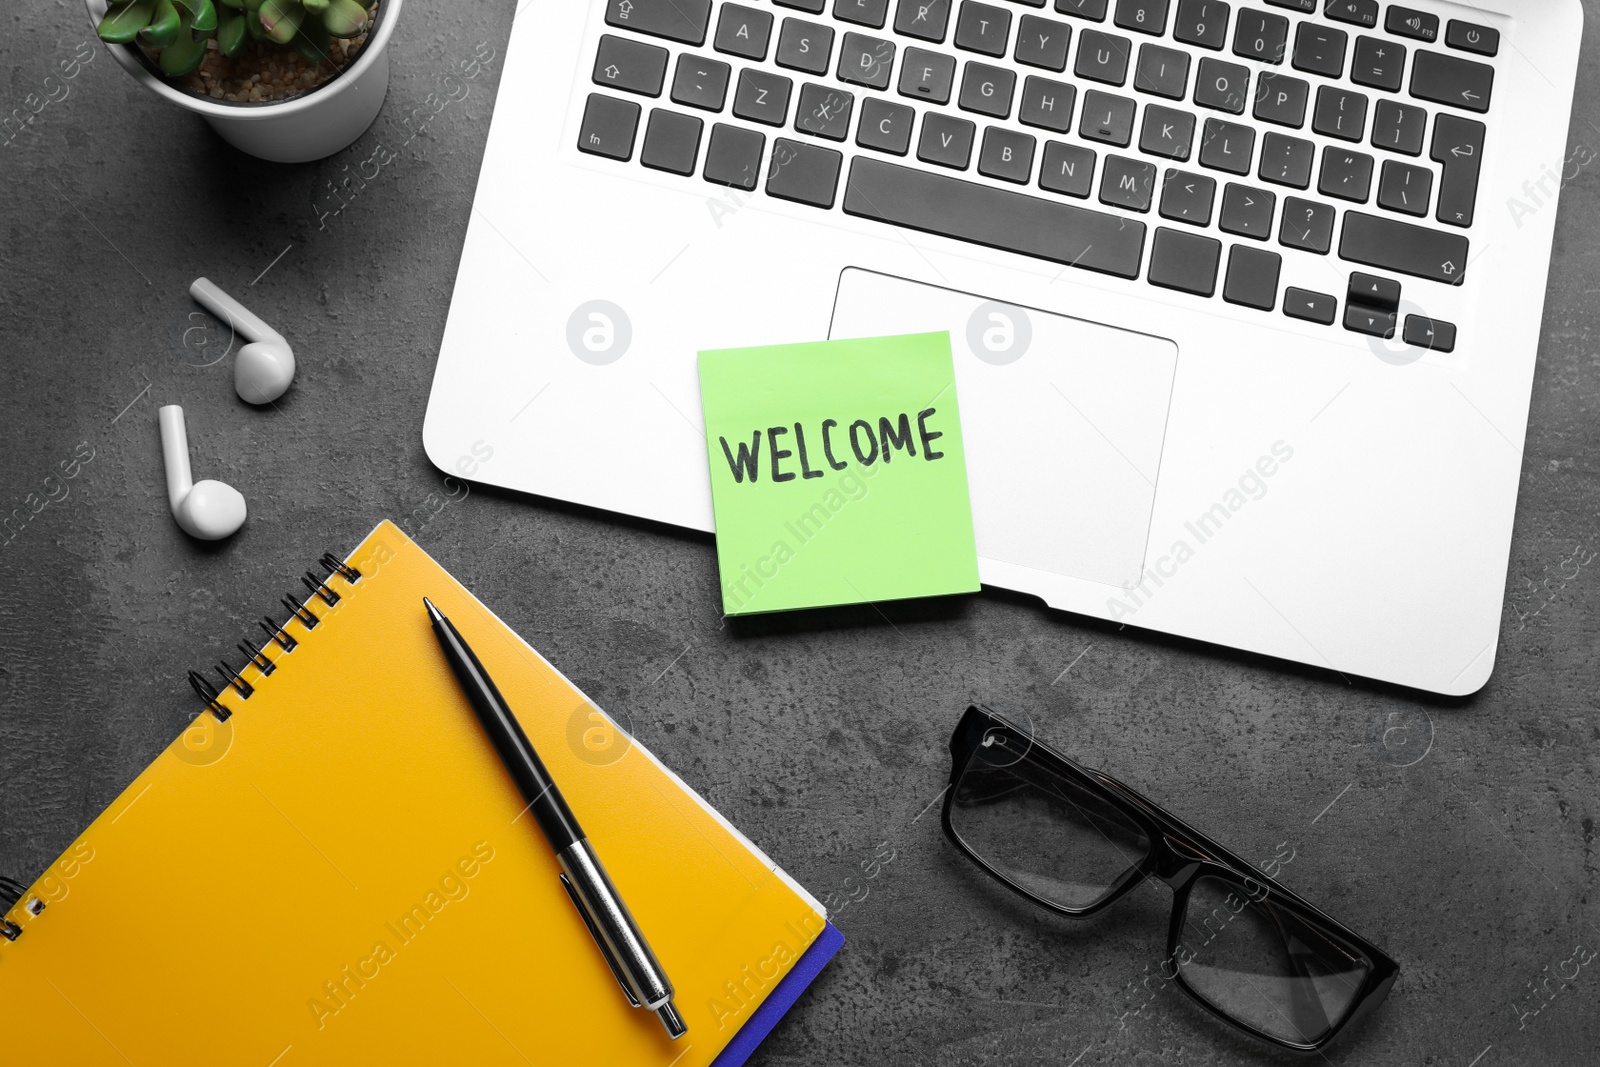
left=1339, top=212, right=1469, bottom=284
left=606, top=0, right=714, bottom=46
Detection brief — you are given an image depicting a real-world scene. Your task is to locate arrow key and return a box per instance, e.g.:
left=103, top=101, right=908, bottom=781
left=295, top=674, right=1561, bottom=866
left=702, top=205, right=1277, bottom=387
left=1343, top=303, right=1396, bottom=338
left=591, top=34, right=670, bottom=97
left=1403, top=314, right=1457, bottom=352
left=1285, top=287, right=1337, bottom=325
left=1410, top=50, right=1492, bottom=114
left=1348, top=271, right=1399, bottom=310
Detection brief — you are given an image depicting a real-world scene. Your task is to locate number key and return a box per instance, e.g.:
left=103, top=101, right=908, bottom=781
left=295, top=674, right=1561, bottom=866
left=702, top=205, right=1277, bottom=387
left=1233, top=8, right=1288, bottom=64
left=1114, top=0, right=1169, bottom=35
left=1173, top=0, right=1229, bottom=50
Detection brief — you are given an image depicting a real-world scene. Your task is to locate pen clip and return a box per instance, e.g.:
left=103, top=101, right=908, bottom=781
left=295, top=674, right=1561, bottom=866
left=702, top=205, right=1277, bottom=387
left=558, top=872, right=641, bottom=1008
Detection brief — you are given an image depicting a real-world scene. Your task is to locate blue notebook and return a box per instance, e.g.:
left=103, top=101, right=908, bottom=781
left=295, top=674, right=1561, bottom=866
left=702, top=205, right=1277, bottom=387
left=714, top=923, right=845, bottom=1066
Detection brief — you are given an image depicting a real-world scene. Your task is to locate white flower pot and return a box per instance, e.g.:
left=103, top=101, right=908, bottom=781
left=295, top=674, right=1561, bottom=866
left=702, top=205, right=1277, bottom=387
left=85, top=0, right=402, bottom=163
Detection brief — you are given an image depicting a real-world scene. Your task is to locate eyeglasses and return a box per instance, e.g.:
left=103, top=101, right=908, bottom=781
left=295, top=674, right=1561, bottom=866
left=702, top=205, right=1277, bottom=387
left=942, top=705, right=1398, bottom=1054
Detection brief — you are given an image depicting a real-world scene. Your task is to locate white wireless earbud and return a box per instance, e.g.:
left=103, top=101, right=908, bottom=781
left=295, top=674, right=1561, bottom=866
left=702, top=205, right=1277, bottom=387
left=189, top=277, right=296, bottom=405
left=159, top=405, right=247, bottom=541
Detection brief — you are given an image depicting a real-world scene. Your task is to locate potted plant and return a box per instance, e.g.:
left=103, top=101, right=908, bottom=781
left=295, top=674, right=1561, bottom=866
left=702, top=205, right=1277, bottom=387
left=86, top=0, right=403, bottom=162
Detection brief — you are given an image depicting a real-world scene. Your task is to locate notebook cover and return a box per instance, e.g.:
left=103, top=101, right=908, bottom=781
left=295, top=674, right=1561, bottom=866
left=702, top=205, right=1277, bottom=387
left=0, top=521, right=829, bottom=1065
left=711, top=921, right=843, bottom=1067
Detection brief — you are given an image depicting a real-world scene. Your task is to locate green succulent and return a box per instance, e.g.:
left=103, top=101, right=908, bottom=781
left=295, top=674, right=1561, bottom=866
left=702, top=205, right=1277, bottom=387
left=96, top=0, right=369, bottom=74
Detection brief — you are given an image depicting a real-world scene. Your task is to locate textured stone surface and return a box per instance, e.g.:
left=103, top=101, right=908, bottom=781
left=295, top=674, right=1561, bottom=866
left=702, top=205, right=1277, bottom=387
left=2, top=2, right=1598, bottom=1065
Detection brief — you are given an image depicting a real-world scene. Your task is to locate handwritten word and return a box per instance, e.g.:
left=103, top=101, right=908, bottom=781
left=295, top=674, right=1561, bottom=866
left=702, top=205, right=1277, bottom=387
left=719, top=410, right=947, bottom=484
left=1, top=441, right=95, bottom=550
left=314, top=42, right=497, bottom=230
left=2, top=41, right=95, bottom=149
left=308, top=841, right=496, bottom=1030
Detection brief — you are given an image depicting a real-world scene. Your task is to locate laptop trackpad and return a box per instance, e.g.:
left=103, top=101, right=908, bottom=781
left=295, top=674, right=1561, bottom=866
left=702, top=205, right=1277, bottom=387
left=829, top=268, right=1177, bottom=589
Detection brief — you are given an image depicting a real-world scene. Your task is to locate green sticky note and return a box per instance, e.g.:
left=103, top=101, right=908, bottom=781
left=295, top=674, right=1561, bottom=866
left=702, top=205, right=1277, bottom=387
left=698, top=332, right=980, bottom=615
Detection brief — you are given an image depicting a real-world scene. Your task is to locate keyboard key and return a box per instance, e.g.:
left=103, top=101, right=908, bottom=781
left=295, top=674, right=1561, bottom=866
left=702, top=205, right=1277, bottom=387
left=1311, top=85, right=1367, bottom=141
left=705, top=122, right=765, bottom=187
left=606, top=0, right=713, bottom=45
left=1324, top=0, right=1375, bottom=28
left=1410, top=51, right=1492, bottom=113
left=1348, top=271, right=1399, bottom=309
left=955, top=1, right=1013, bottom=54
left=1285, top=286, right=1336, bottom=323
left=857, top=97, right=916, bottom=153
left=1279, top=196, right=1335, bottom=253
left=1344, top=304, right=1394, bottom=337
left=776, top=0, right=826, bottom=10
left=1371, top=98, right=1425, bottom=155
left=1040, top=141, right=1097, bottom=195
left=1149, top=226, right=1222, bottom=296
left=836, top=0, right=891, bottom=28
left=1291, top=22, right=1346, bottom=78
left=1194, top=57, right=1250, bottom=113
left=1338, top=212, right=1469, bottom=282
left=1134, top=44, right=1190, bottom=98
left=1114, top=0, right=1169, bottom=35
left=895, top=0, right=952, bottom=40
left=979, top=126, right=1038, bottom=182
left=1258, top=131, right=1312, bottom=187
left=1199, top=117, right=1254, bottom=174
left=1016, top=14, right=1073, bottom=69
left=671, top=55, right=732, bottom=110
left=1403, top=314, right=1456, bottom=351
left=1263, top=0, right=1311, bottom=10
left=1100, top=154, right=1157, bottom=209
left=1223, top=244, right=1281, bottom=308
left=1319, top=146, right=1373, bottom=201
left=777, top=19, right=835, bottom=74
left=1054, top=0, right=1109, bottom=18
left=1159, top=169, right=1216, bottom=224
left=1377, top=159, right=1430, bottom=216
left=960, top=62, right=1017, bottom=116
left=795, top=82, right=856, bottom=138
left=841, top=155, right=1148, bottom=276
left=1445, top=19, right=1497, bottom=57
left=1220, top=182, right=1275, bottom=238
left=1233, top=8, right=1288, bottom=64
left=899, top=48, right=957, bottom=102
left=640, top=108, right=704, bottom=173
left=593, top=35, right=670, bottom=97
left=1350, top=35, right=1403, bottom=91
left=767, top=136, right=842, bottom=205
left=1140, top=105, right=1196, bottom=160
left=1253, top=72, right=1308, bottom=127
left=1080, top=90, right=1136, bottom=146
left=919, top=111, right=978, bottom=166
left=577, top=93, right=642, bottom=160
left=1076, top=29, right=1133, bottom=83
left=1385, top=6, right=1437, bottom=43
left=716, top=5, right=774, bottom=59
left=734, top=69, right=795, bottom=125
left=1431, top=113, right=1484, bottom=227
left=1019, top=76, right=1078, bottom=131
left=1173, top=0, right=1229, bottom=49
left=839, top=33, right=897, bottom=88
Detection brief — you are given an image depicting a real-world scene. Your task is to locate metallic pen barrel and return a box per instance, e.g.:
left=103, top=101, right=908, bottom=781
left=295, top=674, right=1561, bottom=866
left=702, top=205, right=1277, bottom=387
left=557, top=839, right=687, bottom=1039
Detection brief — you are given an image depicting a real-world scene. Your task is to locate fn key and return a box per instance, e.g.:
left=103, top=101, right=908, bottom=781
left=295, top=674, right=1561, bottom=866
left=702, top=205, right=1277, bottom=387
left=578, top=93, right=642, bottom=160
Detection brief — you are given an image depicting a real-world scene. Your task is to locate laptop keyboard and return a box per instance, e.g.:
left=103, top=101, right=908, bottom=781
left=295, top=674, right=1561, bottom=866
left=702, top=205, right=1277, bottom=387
left=579, top=0, right=1498, bottom=350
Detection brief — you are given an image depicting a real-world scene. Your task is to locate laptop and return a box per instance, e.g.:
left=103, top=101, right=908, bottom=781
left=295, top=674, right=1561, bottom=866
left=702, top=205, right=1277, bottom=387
left=425, top=0, right=1582, bottom=696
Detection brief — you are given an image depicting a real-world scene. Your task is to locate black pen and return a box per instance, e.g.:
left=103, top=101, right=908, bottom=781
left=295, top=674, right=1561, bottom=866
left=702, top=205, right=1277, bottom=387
left=424, top=597, right=687, bottom=1039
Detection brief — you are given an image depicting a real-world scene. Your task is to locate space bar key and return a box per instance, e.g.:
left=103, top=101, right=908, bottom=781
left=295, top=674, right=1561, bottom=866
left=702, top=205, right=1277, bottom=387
left=841, top=158, right=1146, bottom=280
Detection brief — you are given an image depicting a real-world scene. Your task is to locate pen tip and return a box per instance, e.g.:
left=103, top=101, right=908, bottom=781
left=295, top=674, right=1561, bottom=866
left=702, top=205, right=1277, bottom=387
left=423, top=597, right=443, bottom=623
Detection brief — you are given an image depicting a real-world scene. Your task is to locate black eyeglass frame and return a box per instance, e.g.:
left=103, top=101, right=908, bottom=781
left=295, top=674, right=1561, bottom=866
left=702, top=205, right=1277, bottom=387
left=942, top=704, right=1400, bottom=1054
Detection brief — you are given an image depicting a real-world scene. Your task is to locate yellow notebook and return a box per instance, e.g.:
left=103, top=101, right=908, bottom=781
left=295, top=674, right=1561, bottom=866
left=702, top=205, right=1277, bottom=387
left=0, top=522, right=829, bottom=1065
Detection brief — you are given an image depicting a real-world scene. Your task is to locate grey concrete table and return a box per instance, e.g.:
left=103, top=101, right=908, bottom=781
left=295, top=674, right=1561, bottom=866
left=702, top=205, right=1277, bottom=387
left=2, top=3, right=1597, bottom=1065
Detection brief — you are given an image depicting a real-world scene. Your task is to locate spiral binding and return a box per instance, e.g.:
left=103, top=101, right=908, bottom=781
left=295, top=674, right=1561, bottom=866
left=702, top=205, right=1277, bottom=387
left=187, top=549, right=363, bottom=724
left=0, top=875, right=25, bottom=939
